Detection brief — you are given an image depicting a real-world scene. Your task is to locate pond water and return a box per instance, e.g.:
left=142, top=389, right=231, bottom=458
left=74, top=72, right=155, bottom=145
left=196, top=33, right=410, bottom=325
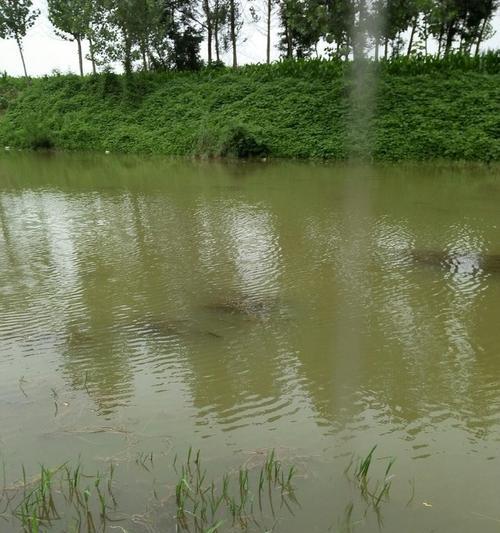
left=1, top=152, right=500, bottom=532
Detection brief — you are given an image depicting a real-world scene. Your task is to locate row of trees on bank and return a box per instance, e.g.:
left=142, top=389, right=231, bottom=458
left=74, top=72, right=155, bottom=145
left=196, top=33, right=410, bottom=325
left=0, top=0, right=498, bottom=77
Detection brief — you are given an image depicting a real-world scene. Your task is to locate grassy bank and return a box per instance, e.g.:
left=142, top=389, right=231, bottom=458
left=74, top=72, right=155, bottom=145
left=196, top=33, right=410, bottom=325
left=0, top=54, right=499, bottom=161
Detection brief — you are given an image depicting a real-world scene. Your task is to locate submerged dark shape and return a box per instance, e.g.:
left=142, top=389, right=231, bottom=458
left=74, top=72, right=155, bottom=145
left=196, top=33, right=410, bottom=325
left=137, top=318, right=188, bottom=337
left=204, top=296, right=281, bottom=319
left=411, top=250, right=500, bottom=275
left=66, top=326, right=93, bottom=347
left=136, top=317, right=223, bottom=340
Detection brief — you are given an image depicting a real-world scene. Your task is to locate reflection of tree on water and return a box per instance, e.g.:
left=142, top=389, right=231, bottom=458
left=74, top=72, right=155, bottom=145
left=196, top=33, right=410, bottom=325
left=44, top=193, right=137, bottom=416
left=179, top=200, right=297, bottom=429
left=3, top=155, right=500, bottom=444
left=287, top=182, right=500, bottom=442
left=62, top=332, right=134, bottom=417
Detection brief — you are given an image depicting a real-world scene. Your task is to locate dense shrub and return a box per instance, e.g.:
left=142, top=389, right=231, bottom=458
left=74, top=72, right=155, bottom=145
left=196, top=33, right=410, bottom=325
left=196, top=124, right=269, bottom=158
left=218, top=125, right=269, bottom=158
left=0, top=55, right=498, bottom=161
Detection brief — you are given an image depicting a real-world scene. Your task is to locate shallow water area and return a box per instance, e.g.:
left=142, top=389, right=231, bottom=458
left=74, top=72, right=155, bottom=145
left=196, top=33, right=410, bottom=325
left=1, top=152, right=500, bottom=532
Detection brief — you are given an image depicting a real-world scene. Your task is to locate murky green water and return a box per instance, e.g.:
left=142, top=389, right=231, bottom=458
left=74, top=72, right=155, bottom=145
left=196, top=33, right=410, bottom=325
left=1, top=152, right=500, bottom=532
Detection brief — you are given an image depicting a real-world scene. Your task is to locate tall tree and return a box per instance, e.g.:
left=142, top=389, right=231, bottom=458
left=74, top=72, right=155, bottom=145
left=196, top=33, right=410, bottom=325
left=213, top=0, right=228, bottom=61
left=207, top=0, right=241, bottom=67
left=201, top=0, right=213, bottom=62
left=322, top=0, right=356, bottom=60
left=229, top=0, right=237, bottom=66
left=279, top=0, right=326, bottom=59
left=265, top=0, right=277, bottom=63
left=0, top=0, right=38, bottom=77
left=370, top=0, right=414, bottom=59
left=457, top=0, right=498, bottom=55
left=91, top=0, right=164, bottom=73
left=473, top=0, right=497, bottom=55
left=48, top=0, right=95, bottom=76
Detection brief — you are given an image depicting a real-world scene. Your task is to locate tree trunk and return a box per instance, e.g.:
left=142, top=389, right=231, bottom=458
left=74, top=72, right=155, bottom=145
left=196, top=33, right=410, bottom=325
left=141, top=40, right=148, bottom=71
left=88, top=36, right=97, bottom=74
left=16, top=36, right=28, bottom=78
left=424, top=21, right=428, bottom=56
left=374, top=39, right=379, bottom=61
left=285, top=20, right=293, bottom=59
left=230, top=0, right=237, bottom=67
left=154, top=44, right=168, bottom=70
left=355, top=0, right=366, bottom=59
left=214, top=0, right=220, bottom=62
left=437, top=25, right=444, bottom=58
left=207, top=26, right=213, bottom=64
left=407, top=17, right=417, bottom=56
left=475, top=17, right=488, bottom=56
left=203, top=0, right=213, bottom=64
left=124, top=35, right=132, bottom=74
left=266, top=0, right=271, bottom=63
left=444, top=19, right=456, bottom=56
left=76, top=36, right=84, bottom=76
left=383, top=37, right=388, bottom=60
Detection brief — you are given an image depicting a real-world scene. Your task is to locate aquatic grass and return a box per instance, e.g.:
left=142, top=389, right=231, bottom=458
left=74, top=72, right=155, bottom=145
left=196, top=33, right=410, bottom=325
left=0, top=446, right=403, bottom=532
left=346, top=446, right=396, bottom=511
left=172, top=448, right=298, bottom=532
left=18, top=376, right=28, bottom=398
left=51, top=388, right=59, bottom=417
left=136, top=451, right=154, bottom=472
left=7, top=461, right=118, bottom=533
left=355, top=445, right=377, bottom=485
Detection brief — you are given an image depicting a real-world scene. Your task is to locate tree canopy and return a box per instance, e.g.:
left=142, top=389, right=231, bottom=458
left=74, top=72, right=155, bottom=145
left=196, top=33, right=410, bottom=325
left=0, top=0, right=39, bottom=76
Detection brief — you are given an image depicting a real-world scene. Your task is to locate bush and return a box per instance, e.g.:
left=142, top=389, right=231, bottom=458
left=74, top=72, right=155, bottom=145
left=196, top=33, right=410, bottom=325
left=218, top=125, right=269, bottom=158
left=98, top=70, right=122, bottom=98
left=13, top=111, right=56, bottom=150
left=195, top=124, right=269, bottom=159
left=24, top=125, right=55, bottom=150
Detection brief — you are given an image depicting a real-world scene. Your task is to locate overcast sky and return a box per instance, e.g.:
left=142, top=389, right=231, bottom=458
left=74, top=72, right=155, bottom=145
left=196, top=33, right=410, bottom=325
left=0, top=0, right=499, bottom=77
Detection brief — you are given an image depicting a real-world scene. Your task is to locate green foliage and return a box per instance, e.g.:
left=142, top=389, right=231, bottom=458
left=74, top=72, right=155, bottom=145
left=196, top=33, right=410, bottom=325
left=0, top=0, right=39, bottom=76
left=12, top=111, right=55, bottom=150
left=89, top=0, right=203, bottom=74
left=47, top=0, right=96, bottom=75
left=47, top=0, right=93, bottom=41
left=0, top=55, right=498, bottom=161
left=0, top=0, right=38, bottom=40
left=96, top=69, right=122, bottom=97
left=196, top=124, right=269, bottom=158
left=381, top=49, right=500, bottom=74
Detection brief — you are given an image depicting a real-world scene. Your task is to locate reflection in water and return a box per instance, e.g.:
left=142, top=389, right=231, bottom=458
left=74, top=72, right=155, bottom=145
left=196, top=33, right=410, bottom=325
left=1, top=153, right=500, bottom=531
left=411, top=249, right=500, bottom=275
